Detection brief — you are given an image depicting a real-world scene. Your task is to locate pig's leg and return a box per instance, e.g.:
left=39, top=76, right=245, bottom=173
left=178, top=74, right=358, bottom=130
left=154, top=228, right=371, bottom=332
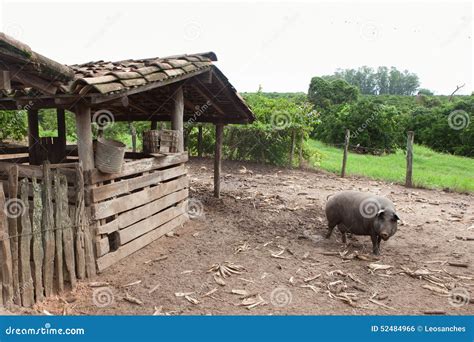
left=371, top=234, right=380, bottom=255
left=325, top=222, right=336, bottom=239
left=377, top=236, right=382, bottom=253
left=338, top=224, right=348, bottom=243
left=341, top=232, right=347, bottom=244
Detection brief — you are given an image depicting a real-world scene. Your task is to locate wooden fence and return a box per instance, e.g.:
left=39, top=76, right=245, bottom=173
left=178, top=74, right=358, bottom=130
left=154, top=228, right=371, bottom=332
left=340, top=130, right=415, bottom=187
left=0, top=162, right=94, bottom=307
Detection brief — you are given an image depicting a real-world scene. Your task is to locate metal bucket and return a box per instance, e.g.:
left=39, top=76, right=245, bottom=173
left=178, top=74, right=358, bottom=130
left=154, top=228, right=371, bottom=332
left=95, top=138, right=126, bottom=174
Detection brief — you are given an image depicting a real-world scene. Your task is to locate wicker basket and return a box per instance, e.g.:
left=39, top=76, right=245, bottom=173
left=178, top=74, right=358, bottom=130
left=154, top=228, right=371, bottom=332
left=95, top=138, right=126, bottom=174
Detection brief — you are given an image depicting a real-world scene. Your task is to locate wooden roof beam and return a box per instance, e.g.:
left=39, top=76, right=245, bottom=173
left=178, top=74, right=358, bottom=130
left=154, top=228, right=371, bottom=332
left=208, top=69, right=248, bottom=118
left=0, top=71, right=11, bottom=91
left=8, top=65, right=58, bottom=95
left=191, top=84, right=227, bottom=117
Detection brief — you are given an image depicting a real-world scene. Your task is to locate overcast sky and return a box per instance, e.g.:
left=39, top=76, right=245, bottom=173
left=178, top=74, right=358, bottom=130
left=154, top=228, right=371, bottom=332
left=1, top=0, right=472, bottom=95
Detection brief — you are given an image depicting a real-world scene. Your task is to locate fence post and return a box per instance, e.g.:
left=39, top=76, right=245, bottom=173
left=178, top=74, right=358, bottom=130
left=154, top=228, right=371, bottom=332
left=298, top=129, right=304, bottom=168
left=405, top=131, right=414, bottom=187
left=341, top=129, right=350, bottom=178
left=289, top=129, right=296, bottom=168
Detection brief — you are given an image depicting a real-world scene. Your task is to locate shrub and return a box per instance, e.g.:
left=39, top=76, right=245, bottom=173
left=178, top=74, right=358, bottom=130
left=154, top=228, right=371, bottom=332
left=314, top=99, right=406, bottom=153
left=408, top=97, right=474, bottom=157
left=0, top=110, right=27, bottom=141
left=186, top=92, right=318, bottom=166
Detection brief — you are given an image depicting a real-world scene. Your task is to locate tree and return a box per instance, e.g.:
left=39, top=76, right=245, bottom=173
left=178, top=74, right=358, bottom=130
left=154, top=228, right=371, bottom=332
left=375, top=66, right=390, bottom=95
left=308, top=77, right=358, bottom=111
left=325, top=66, right=420, bottom=95
left=314, top=98, right=405, bottom=153
left=417, top=88, right=434, bottom=96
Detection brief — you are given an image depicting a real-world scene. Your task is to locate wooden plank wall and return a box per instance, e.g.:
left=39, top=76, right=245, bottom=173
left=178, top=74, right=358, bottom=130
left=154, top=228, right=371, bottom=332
left=88, top=152, right=190, bottom=272
left=0, top=161, right=93, bottom=307
left=0, top=152, right=190, bottom=305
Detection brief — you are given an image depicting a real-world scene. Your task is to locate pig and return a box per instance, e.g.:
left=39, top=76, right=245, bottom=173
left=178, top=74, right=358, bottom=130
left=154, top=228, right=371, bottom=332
left=325, top=191, right=400, bottom=255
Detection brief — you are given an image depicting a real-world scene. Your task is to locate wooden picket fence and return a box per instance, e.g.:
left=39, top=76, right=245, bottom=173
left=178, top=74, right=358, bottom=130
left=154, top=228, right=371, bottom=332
left=0, top=161, right=95, bottom=307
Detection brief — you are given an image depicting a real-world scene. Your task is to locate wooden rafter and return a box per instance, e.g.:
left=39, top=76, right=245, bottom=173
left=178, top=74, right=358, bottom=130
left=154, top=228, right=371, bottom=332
left=191, top=84, right=227, bottom=116
left=10, top=66, right=57, bottom=95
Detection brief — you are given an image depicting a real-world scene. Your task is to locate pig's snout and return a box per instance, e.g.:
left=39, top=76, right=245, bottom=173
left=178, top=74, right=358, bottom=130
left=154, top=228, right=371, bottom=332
left=380, top=232, right=390, bottom=241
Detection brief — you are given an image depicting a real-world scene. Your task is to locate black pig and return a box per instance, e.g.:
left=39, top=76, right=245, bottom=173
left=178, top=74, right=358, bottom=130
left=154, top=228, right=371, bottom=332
left=325, top=191, right=400, bottom=255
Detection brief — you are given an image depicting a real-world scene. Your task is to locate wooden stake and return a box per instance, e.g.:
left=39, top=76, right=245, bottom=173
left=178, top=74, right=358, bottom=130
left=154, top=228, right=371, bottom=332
left=74, top=163, right=86, bottom=279
left=53, top=172, right=64, bottom=293
left=42, top=162, right=55, bottom=297
left=19, top=179, right=34, bottom=307
left=59, top=173, right=76, bottom=289
left=31, top=177, right=44, bottom=303
left=214, top=124, right=224, bottom=198
left=0, top=183, right=13, bottom=305
left=7, top=165, right=20, bottom=304
left=405, top=131, right=414, bottom=187
left=341, top=129, right=350, bottom=178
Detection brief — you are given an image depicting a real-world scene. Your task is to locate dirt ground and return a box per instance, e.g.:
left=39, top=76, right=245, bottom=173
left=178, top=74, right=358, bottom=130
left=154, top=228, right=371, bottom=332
left=12, top=158, right=474, bottom=315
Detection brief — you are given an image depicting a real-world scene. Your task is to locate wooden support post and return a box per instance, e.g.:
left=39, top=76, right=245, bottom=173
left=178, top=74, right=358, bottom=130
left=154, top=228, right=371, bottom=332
left=171, top=86, right=184, bottom=152
left=56, top=108, right=66, bottom=163
left=214, top=124, right=224, bottom=198
left=27, top=109, right=40, bottom=165
left=184, top=128, right=189, bottom=152
left=289, top=129, right=296, bottom=167
left=151, top=121, right=158, bottom=130
left=298, top=130, right=304, bottom=168
left=197, top=125, right=203, bottom=157
left=74, top=102, right=95, bottom=171
left=341, top=129, right=350, bottom=178
left=405, top=131, right=414, bottom=187
left=129, top=123, right=137, bottom=153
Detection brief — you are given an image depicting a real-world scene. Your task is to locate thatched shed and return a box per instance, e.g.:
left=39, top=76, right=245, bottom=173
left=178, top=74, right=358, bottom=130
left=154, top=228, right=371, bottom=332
left=0, top=33, right=254, bottom=306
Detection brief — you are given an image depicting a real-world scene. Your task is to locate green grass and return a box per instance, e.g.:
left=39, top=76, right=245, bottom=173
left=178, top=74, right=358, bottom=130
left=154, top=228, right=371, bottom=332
left=307, top=139, right=474, bottom=192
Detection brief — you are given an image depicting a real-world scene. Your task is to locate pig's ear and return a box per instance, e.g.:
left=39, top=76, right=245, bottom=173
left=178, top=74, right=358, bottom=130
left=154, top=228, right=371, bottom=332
left=376, top=210, right=385, bottom=218
left=393, top=213, right=400, bottom=221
